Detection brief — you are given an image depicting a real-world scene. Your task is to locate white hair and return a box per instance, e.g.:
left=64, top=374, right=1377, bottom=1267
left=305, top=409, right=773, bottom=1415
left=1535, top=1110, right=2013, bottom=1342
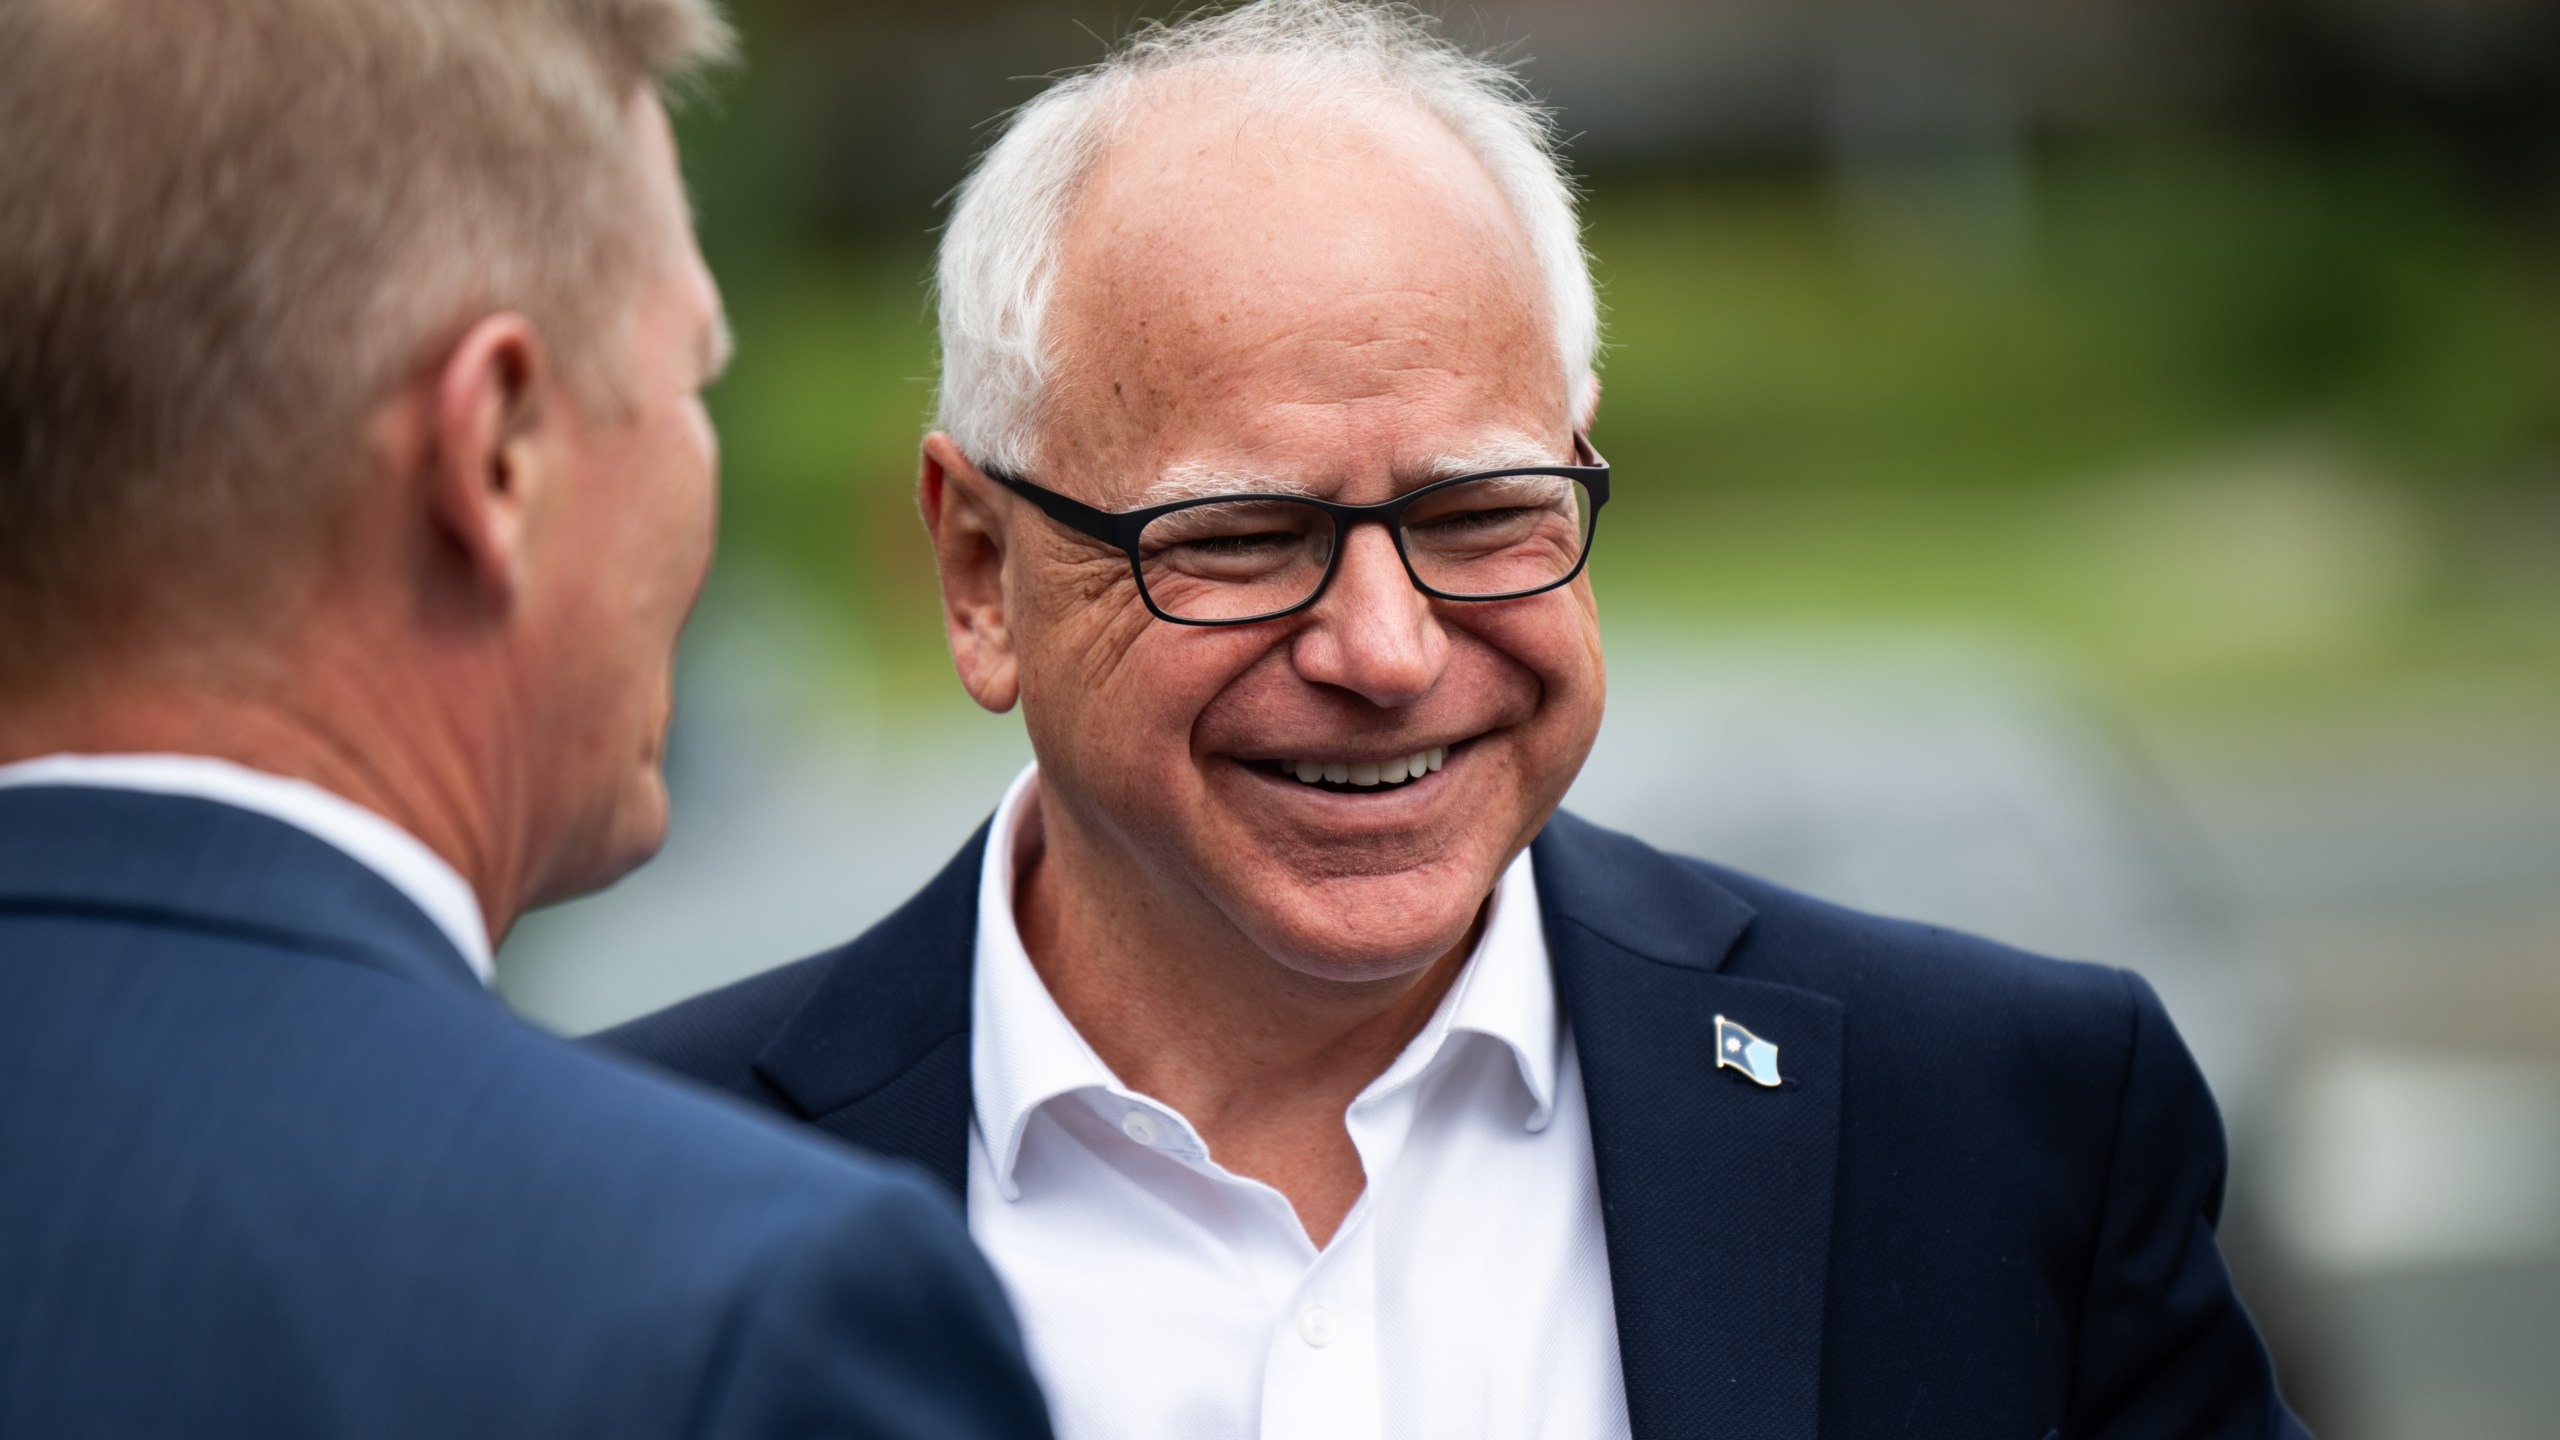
left=931, top=0, right=1599, bottom=475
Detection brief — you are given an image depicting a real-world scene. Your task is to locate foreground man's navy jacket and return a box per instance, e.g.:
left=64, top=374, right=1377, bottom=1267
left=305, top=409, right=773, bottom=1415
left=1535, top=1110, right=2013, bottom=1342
left=0, top=787, right=1054, bottom=1440
left=603, top=809, right=2309, bottom=1440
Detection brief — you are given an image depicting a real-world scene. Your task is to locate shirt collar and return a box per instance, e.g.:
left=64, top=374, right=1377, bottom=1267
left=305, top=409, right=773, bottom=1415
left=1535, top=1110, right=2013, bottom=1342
left=0, top=752, right=496, bottom=986
left=1398, top=841, right=1559, bottom=1131
left=968, top=761, right=1560, bottom=1201
left=970, top=763, right=1127, bottom=1200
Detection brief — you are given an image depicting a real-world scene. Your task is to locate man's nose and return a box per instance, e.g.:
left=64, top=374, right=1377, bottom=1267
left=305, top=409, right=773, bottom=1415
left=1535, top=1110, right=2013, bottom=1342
left=1288, top=522, right=1449, bottom=707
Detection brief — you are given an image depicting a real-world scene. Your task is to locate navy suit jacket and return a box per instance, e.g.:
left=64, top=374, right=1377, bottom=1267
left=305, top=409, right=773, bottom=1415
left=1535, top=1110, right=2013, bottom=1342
left=602, top=810, right=2309, bottom=1440
left=0, top=786, right=1054, bottom=1440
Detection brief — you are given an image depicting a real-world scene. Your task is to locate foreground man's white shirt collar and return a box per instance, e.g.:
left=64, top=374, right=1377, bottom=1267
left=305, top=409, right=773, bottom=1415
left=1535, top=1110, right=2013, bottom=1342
left=0, top=752, right=496, bottom=986
left=966, top=761, right=1630, bottom=1440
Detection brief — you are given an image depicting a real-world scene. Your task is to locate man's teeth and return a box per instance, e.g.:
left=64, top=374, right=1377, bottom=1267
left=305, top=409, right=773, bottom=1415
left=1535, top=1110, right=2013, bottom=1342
left=1282, top=747, right=1448, bottom=789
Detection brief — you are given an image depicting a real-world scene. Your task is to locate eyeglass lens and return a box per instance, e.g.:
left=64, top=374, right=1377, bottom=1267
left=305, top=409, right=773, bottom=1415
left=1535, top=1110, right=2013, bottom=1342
left=1133, top=473, right=1594, bottom=623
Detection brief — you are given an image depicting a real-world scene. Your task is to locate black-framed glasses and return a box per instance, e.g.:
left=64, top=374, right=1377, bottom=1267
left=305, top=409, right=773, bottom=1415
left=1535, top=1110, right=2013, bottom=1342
left=985, top=435, right=1610, bottom=626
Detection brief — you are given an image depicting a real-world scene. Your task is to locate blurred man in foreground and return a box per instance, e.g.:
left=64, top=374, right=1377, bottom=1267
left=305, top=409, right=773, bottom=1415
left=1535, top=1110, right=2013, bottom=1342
left=607, top=2, right=2306, bottom=1437
left=0, top=2, right=1050, bottom=1436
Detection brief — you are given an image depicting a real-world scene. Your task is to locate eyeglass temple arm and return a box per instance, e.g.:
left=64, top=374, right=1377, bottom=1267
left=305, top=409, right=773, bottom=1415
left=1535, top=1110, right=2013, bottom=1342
left=1568, top=433, right=1611, bottom=511
left=985, top=469, right=1125, bottom=546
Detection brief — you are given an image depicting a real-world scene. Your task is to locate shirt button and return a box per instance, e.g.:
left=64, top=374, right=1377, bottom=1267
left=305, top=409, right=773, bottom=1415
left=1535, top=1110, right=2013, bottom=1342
left=1119, top=1110, right=1160, bottom=1147
left=1297, top=1304, right=1338, bottom=1348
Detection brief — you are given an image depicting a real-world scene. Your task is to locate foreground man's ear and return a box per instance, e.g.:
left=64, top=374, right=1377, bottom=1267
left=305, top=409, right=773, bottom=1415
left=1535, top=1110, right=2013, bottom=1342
left=918, top=432, right=1021, bottom=713
left=1575, top=373, right=1602, bottom=436
left=423, top=312, right=553, bottom=610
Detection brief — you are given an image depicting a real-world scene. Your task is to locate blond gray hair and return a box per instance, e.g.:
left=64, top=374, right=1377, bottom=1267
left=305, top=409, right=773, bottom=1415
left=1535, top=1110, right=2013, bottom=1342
left=0, top=0, right=733, bottom=668
left=933, top=0, right=1598, bottom=476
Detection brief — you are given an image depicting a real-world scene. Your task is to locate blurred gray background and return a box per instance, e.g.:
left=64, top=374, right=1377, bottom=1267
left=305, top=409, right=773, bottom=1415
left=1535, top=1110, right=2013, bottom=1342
left=500, top=3, right=2560, bottom=1434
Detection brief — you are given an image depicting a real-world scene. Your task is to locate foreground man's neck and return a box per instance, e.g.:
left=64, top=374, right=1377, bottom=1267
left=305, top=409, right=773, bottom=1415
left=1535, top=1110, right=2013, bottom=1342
left=1010, top=782, right=1482, bottom=1246
left=0, top=678, right=517, bottom=944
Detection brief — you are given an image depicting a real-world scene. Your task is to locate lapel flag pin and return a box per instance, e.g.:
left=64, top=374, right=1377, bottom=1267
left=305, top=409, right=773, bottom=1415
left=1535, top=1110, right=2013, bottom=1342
left=1714, top=1014, right=1782, bottom=1087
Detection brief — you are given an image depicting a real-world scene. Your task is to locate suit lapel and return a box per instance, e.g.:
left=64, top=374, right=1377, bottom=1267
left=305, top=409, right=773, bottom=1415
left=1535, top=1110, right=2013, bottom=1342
left=1536, top=812, right=1845, bottom=1440
left=749, top=824, right=988, bottom=1196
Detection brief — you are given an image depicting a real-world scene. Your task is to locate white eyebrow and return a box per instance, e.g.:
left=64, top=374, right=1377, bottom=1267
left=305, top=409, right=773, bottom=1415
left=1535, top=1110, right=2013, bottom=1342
left=1413, top=438, right=1566, bottom=478
left=1131, top=438, right=1569, bottom=506
left=1136, top=463, right=1321, bottom=505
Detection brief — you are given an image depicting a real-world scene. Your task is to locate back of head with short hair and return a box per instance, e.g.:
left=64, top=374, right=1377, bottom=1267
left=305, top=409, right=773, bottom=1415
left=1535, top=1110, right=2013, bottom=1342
left=933, top=0, right=1600, bottom=478
left=0, top=0, right=732, bottom=680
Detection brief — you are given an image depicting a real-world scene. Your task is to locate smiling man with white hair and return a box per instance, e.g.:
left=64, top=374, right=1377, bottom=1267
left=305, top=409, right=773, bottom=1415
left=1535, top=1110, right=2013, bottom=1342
left=607, top=4, right=2308, bottom=1437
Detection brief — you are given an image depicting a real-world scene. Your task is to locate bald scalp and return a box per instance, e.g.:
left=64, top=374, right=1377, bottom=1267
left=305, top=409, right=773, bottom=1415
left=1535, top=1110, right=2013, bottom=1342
left=0, top=0, right=732, bottom=683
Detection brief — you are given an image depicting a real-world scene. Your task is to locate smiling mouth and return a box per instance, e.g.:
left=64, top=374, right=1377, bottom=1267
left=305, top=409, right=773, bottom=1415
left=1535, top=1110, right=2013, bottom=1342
left=1263, top=744, right=1451, bottom=794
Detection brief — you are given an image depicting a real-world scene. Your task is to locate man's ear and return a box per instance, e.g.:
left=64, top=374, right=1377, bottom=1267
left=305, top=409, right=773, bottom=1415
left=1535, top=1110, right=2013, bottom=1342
left=918, top=431, right=1020, bottom=713
left=426, top=313, right=552, bottom=607
left=1574, top=373, right=1602, bottom=436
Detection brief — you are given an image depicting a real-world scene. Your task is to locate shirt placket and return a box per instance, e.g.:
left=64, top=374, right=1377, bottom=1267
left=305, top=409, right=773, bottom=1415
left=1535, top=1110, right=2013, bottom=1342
left=1256, top=1180, right=1382, bottom=1440
left=1256, top=1063, right=1436, bottom=1440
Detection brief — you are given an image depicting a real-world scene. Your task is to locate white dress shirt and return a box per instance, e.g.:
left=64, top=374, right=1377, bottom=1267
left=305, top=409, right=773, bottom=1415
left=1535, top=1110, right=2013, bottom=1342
left=967, top=764, right=1632, bottom=1440
left=0, top=752, right=495, bottom=985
